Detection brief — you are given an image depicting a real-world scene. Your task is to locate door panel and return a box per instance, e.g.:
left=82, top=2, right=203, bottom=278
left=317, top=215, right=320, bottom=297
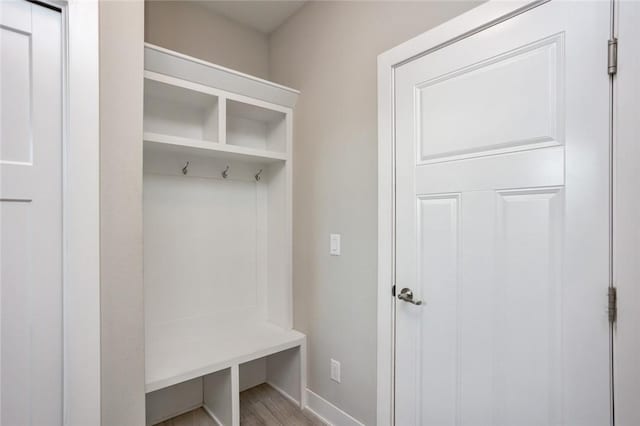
left=0, top=1, right=63, bottom=424
left=394, top=2, right=610, bottom=425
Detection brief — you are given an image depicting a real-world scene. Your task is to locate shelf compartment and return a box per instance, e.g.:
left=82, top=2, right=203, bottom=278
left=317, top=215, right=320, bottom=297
left=145, top=316, right=305, bottom=393
left=146, top=367, right=235, bottom=426
left=144, top=132, right=287, bottom=163
left=227, top=99, right=287, bottom=153
left=144, top=75, right=220, bottom=143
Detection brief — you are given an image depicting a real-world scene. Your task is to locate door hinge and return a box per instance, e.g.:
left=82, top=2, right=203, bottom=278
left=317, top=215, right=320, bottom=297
left=608, top=286, right=617, bottom=324
left=392, top=285, right=396, bottom=297
left=608, top=38, right=618, bottom=76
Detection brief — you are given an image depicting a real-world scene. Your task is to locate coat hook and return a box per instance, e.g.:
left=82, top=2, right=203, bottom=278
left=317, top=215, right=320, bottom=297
left=255, top=169, right=263, bottom=182
left=182, top=161, right=190, bottom=175
left=222, top=165, right=230, bottom=179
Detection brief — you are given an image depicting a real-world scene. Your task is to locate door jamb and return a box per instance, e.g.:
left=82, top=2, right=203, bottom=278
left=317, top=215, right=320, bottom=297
left=377, top=2, right=555, bottom=424
left=32, top=0, right=101, bottom=424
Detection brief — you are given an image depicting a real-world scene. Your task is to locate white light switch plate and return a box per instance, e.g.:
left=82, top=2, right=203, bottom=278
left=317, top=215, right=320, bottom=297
left=330, top=359, right=341, bottom=383
left=330, top=234, right=341, bottom=256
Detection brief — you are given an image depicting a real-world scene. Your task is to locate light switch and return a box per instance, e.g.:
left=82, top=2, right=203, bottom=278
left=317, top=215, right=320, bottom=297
left=330, top=233, right=341, bottom=256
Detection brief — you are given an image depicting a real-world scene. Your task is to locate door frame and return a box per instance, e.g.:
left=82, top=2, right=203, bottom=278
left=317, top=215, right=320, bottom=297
left=31, top=1, right=101, bottom=424
left=376, top=1, right=635, bottom=424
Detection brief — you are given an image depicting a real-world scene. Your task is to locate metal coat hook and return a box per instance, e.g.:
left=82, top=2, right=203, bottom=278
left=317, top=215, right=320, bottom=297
left=255, top=169, right=263, bottom=182
left=222, top=165, right=230, bottom=179
left=182, top=161, right=190, bottom=175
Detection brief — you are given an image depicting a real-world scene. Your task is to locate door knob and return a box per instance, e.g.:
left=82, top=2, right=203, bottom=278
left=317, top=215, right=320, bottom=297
left=398, top=287, right=423, bottom=305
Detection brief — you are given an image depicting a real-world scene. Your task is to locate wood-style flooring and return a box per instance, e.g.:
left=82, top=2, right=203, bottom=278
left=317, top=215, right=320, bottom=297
left=155, top=383, right=326, bottom=426
left=240, top=383, right=325, bottom=426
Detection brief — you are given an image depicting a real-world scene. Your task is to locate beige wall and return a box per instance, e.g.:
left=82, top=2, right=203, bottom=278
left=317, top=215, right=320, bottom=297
left=99, top=1, right=146, bottom=424
left=269, top=2, right=480, bottom=424
left=145, top=0, right=269, bottom=79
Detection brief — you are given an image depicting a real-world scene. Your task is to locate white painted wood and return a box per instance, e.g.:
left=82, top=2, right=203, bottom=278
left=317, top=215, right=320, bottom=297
left=1, top=2, right=63, bottom=424
left=146, top=377, right=203, bottom=425
left=614, top=1, right=640, bottom=425
left=204, top=368, right=234, bottom=426
left=144, top=132, right=288, bottom=163
left=390, top=1, right=611, bottom=425
left=63, top=0, right=102, bottom=423
left=266, top=161, right=292, bottom=329
left=305, top=389, right=365, bottom=426
left=226, top=99, right=287, bottom=152
left=145, top=316, right=305, bottom=392
left=144, top=76, right=220, bottom=142
left=266, top=346, right=303, bottom=406
left=231, top=364, right=240, bottom=426
left=144, top=173, right=260, bottom=324
left=145, top=43, right=299, bottom=108
left=239, top=358, right=267, bottom=392
left=143, top=44, right=301, bottom=424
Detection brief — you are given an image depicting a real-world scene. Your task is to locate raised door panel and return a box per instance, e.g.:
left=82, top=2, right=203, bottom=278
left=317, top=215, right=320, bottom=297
left=1, top=23, right=32, bottom=164
left=417, top=36, right=562, bottom=163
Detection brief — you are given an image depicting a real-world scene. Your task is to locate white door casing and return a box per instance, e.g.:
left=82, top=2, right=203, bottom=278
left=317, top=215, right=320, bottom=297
left=1, top=1, right=63, bottom=424
left=392, top=1, right=610, bottom=425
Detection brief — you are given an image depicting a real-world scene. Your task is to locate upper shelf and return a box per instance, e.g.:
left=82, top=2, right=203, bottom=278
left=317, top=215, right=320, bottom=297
left=144, top=69, right=291, bottom=159
left=145, top=43, right=299, bottom=109
left=144, top=132, right=287, bottom=163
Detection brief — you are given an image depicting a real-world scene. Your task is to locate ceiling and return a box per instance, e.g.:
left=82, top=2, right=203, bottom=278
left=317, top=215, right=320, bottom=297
left=200, top=1, right=308, bottom=34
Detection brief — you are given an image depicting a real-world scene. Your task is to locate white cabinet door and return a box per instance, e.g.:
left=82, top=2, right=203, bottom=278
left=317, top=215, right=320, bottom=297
left=394, top=1, right=611, bottom=425
left=1, top=1, right=62, bottom=424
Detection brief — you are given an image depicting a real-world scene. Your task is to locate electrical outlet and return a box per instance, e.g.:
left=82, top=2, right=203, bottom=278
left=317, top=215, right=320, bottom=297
left=330, top=359, right=341, bottom=383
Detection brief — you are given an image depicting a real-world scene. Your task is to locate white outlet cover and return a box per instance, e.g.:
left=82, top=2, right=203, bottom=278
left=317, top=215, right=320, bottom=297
left=330, top=359, right=341, bottom=383
left=330, top=234, right=341, bottom=256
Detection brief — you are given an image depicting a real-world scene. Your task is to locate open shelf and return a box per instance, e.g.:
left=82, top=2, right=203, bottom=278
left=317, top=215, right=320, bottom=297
left=145, top=316, right=305, bottom=393
left=144, top=132, right=287, bottom=163
left=227, top=99, right=287, bottom=153
left=144, top=74, right=220, bottom=143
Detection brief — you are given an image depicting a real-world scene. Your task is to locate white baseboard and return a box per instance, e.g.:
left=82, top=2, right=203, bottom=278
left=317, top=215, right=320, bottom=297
left=304, top=388, right=364, bottom=426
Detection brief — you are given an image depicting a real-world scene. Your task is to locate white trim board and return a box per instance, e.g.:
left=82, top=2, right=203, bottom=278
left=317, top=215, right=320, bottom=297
left=304, top=389, right=364, bottom=426
left=64, top=0, right=102, bottom=424
left=145, top=43, right=299, bottom=108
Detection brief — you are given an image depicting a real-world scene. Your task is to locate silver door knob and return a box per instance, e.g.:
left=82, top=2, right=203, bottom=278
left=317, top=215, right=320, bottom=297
left=398, top=287, right=423, bottom=305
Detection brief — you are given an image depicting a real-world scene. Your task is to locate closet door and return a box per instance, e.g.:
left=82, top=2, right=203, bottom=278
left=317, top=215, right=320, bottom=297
left=0, top=1, right=63, bottom=424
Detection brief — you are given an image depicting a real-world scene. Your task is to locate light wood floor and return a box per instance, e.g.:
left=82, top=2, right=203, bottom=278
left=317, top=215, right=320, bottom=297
left=155, top=383, right=326, bottom=426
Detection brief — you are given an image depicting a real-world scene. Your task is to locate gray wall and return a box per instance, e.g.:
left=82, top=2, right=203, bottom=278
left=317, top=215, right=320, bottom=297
left=145, top=1, right=270, bottom=79
left=99, top=1, right=146, bottom=425
left=269, top=2, right=480, bottom=424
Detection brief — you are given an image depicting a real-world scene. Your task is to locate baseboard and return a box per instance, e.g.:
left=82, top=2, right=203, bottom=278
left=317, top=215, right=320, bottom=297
left=201, top=403, right=223, bottom=426
left=266, top=380, right=301, bottom=407
left=304, top=388, right=364, bottom=426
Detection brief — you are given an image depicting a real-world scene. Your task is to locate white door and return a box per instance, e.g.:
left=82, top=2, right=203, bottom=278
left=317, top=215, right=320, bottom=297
left=394, top=1, right=611, bottom=425
left=0, top=1, right=63, bottom=424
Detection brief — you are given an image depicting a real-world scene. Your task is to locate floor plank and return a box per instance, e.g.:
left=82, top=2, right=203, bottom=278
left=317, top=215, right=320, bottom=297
left=155, top=384, right=325, bottom=426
